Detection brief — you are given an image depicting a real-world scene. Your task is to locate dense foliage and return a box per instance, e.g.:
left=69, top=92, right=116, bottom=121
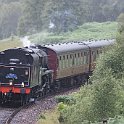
left=59, top=14, right=124, bottom=124
left=30, top=22, right=117, bottom=44
left=0, top=1, right=22, bottom=39
left=0, top=0, right=124, bottom=39
left=18, top=0, right=124, bottom=35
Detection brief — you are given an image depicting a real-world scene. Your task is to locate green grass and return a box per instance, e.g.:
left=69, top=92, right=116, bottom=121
left=36, top=109, right=124, bottom=124
left=37, top=109, right=60, bottom=124
left=0, top=36, right=22, bottom=51
left=30, top=21, right=117, bottom=44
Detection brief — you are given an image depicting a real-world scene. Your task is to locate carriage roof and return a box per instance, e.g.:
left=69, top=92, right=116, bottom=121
left=43, top=39, right=115, bottom=54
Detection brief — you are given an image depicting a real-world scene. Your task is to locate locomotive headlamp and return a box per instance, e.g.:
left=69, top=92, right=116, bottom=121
left=10, top=68, right=14, bottom=71
left=21, top=82, right=24, bottom=87
left=25, top=70, right=28, bottom=75
left=9, top=80, right=13, bottom=86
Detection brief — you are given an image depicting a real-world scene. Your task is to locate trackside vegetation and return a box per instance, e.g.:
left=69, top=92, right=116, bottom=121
left=55, top=14, right=124, bottom=124
left=30, top=22, right=117, bottom=44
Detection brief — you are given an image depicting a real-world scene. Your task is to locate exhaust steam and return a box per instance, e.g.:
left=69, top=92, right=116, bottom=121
left=20, top=36, right=31, bottom=47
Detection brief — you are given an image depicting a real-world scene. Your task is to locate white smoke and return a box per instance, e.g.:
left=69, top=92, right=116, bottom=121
left=20, top=36, right=31, bottom=47
left=49, top=20, right=55, bottom=29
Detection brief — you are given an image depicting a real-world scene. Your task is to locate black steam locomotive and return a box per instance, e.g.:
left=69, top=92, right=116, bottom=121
left=0, top=39, right=114, bottom=105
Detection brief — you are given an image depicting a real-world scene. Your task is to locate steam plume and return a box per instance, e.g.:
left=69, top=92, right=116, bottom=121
left=20, top=36, right=31, bottom=47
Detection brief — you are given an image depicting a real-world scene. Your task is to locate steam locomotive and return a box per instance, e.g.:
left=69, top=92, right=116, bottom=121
left=0, top=39, right=114, bottom=105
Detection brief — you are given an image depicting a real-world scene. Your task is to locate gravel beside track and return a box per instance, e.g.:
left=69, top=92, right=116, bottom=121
left=10, top=97, right=57, bottom=124
left=1, top=87, right=79, bottom=124
left=0, top=107, right=15, bottom=124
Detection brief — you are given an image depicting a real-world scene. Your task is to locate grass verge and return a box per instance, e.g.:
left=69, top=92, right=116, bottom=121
left=0, top=37, right=22, bottom=51
left=37, top=109, right=60, bottom=124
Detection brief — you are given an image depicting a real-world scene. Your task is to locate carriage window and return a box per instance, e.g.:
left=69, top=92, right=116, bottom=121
left=70, top=54, right=72, bottom=58
left=84, top=52, right=87, bottom=64
left=81, top=52, right=83, bottom=64
left=77, top=53, right=80, bottom=65
left=60, top=56, right=61, bottom=60
left=78, top=53, right=80, bottom=57
left=65, top=55, right=68, bottom=68
left=75, top=54, right=76, bottom=58
left=62, top=55, right=65, bottom=68
left=86, top=53, right=89, bottom=64
left=62, top=55, right=69, bottom=69
left=59, top=56, right=62, bottom=69
left=59, top=55, right=65, bottom=69
left=80, top=52, right=83, bottom=65
left=67, top=55, right=68, bottom=59
left=97, top=50, right=99, bottom=54
left=75, top=53, right=78, bottom=66
left=84, top=52, right=88, bottom=64
left=81, top=52, right=83, bottom=57
left=92, top=51, right=97, bottom=61
left=84, top=52, right=87, bottom=56
left=96, top=50, right=99, bottom=58
left=69, top=54, right=72, bottom=67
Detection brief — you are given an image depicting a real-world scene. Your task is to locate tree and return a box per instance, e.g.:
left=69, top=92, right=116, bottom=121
left=18, top=0, right=45, bottom=35
left=117, top=13, right=124, bottom=34
left=92, top=69, right=117, bottom=121
left=18, top=0, right=95, bottom=34
left=0, top=2, right=22, bottom=39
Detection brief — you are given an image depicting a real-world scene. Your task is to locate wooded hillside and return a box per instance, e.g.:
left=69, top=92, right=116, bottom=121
left=0, top=0, right=124, bottom=40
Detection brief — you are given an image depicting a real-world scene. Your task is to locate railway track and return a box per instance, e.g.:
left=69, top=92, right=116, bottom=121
left=0, top=102, right=34, bottom=124
left=0, top=107, right=15, bottom=124
left=5, top=106, right=23, bottom=124
left=0, top=87, right=79, bottom=124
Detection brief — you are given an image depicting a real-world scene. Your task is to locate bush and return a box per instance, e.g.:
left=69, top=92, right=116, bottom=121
left=59, top=85, right=94, bottom=124
left=91, top=69, right=118, bottom=122
left=55, top=95, right=76, bottom=105
left=57, top=102, right=67, bottom=111
left=30, top=22, right=117, bottom=44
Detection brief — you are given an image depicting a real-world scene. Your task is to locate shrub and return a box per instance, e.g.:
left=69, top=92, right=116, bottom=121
left=91, top=69, right=118, bottom=122
left=38, top=114, right=46, bottom=120
left=30, top=22, right=117, bottom=44
left=55, top=95, right=76, bottom=105
left=57, top=102, right=67, bottom=111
